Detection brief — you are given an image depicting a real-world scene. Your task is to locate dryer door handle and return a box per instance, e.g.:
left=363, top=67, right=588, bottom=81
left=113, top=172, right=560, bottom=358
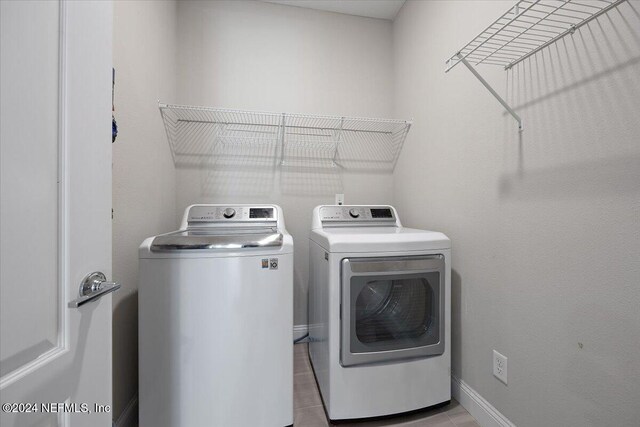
left=347, top=255, right=444, bottom=274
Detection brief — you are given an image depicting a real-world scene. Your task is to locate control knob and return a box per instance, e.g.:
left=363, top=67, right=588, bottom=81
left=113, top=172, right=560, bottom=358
left=223, top=208, right=236, bottom=219
left=349, top=208, right=360, bottom=218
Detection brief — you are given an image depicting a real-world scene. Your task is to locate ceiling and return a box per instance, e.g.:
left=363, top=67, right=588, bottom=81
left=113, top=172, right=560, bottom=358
left=263, top=0, right=406, bottom=20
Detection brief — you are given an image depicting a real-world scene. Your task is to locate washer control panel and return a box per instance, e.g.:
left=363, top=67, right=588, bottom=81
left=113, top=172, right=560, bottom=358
left=319, top=205, right=396, bottom=224
left=187, top=206, right=277, bottom=224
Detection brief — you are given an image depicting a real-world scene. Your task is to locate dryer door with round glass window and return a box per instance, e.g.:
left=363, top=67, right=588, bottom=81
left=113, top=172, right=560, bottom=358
left=341, top=255, right=445, bottom=367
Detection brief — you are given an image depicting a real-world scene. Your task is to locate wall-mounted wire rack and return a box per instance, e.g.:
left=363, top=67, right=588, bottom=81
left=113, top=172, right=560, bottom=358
left=445, top=0, right=629, bottom=131
left=159, top=103, right=412, bottom=171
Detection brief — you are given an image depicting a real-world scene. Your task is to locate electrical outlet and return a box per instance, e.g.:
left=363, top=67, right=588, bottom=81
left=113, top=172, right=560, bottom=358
left=335, top=194, right=344, bottom=205
left=493, top=350, right=508, bottom=385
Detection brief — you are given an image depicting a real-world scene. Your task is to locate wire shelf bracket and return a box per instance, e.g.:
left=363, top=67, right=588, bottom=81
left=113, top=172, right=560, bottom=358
left=455, top=53, right=523, bottom=131
left=159, top=103, right=412, bottom=172
left=445, top=0, right=629, bottom=132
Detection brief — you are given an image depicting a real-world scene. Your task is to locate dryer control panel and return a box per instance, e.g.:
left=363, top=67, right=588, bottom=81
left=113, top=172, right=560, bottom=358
left=317, top=205, right=398, bottom=227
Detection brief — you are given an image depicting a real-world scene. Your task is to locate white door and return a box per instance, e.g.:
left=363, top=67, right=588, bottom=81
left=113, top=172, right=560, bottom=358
left=1, top=1, right=113, bottom=426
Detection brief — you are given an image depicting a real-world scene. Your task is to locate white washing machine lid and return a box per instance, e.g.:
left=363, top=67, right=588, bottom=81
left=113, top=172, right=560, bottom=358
left=139, top=204, right=294, bottom=259
left=139, top=231, right=293, bottom=259
left=149, top=227, right=283, bottom=252
left=310, top=227, right=450, bottom=253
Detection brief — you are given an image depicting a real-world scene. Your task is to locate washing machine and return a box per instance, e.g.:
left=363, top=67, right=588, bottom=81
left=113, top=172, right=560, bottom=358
left=139, top=204, right=293, bottom=427
left=308, top=205, right=451, bottom=421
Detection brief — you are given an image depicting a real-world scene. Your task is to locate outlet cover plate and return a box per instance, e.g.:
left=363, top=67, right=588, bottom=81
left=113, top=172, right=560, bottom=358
left=493, top=350, right=508, bottom=385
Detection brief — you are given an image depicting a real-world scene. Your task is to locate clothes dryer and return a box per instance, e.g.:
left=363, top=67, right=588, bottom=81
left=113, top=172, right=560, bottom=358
left=308, top=205, right=450, bottom=421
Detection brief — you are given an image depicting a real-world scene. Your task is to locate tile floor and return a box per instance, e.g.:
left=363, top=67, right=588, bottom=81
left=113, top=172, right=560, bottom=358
left=294, top=343, right=480, bottom=427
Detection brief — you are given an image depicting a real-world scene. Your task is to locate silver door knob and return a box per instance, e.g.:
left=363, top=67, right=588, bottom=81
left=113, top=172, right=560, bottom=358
left=68, top=271, right=121, bottom=308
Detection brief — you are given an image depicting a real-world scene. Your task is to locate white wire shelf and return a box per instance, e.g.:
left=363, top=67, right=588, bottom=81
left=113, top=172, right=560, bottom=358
left=447, top=0, right=628, bottom=71
left=445, top=0, right=629, bottom=131
left=159, top=103, right=412, bottom=171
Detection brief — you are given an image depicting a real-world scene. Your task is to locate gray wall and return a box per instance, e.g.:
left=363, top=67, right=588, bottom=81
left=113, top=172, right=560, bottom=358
left=392, top=1, right=640, bottom=426
left=175, top=0, right=396, bottom=326
left=112, top=0, right=178, bottom=420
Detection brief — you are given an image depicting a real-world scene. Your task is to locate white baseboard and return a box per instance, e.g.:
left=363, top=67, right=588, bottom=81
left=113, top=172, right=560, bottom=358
left=294, top=324, right=308, bottom=342
left=114, top=393, right=138, bottom=427
left=451, top=376, right=516, bottom=427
